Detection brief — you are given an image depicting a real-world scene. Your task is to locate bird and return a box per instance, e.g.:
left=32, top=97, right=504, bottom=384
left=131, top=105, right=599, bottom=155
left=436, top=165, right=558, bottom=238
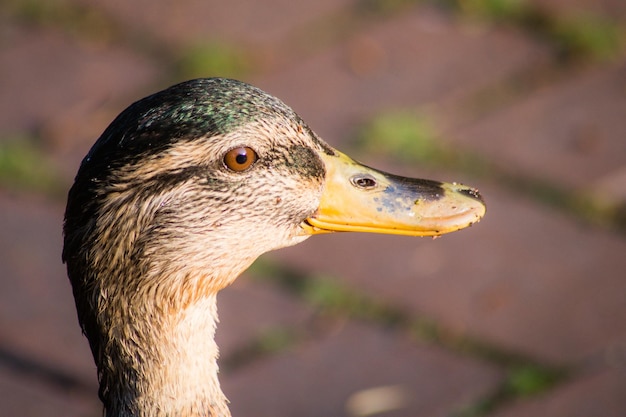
left=62, top=78, right=485, bottom=417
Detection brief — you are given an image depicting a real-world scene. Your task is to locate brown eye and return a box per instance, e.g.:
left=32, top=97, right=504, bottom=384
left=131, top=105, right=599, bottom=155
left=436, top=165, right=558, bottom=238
left=223, top=147, right=257, bottom=172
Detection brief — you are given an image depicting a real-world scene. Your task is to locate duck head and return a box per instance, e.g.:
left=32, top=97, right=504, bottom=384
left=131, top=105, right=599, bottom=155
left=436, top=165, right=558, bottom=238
left=62, top=78, right=485, bottom=416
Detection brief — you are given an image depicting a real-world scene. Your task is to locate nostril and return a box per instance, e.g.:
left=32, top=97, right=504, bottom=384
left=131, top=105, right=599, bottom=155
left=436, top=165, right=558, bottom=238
left=350, top=174, right=377, bottom=189
left=458, top=186, right=485, bottom=204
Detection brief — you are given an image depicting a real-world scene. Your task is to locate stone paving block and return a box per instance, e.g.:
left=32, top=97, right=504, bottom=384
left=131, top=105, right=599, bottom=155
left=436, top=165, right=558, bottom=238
left=0, top=364, right=100, bottom=417
left=0, top=194, right=96, bottom=384
left=217, top=278, right=314, bottom=355
left=269, top=182, right=626, bottom=364
left=492, top=367, right=626, bottom=417
left=0, top=18, right=161, bottom=136
left=0, top=18, right=163, bottom=181
left=529, top=0, right=626, bottom=21
left=255, top=5, right=550, bottom=145
left=222, top=321, right=502, bottom=417
left=447, top=59, right=626, bottom=193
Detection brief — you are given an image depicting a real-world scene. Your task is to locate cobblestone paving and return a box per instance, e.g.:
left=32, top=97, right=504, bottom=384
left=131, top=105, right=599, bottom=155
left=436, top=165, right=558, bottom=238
left=1, top=1, right=625, bottom=416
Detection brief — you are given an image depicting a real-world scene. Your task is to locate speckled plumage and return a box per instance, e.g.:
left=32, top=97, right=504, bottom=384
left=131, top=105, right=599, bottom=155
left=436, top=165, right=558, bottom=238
left=80, top=78, right=333, bottom=175
left=63, top=79, right=332, bottom=417
left=63, top=78, right=485, bottom=417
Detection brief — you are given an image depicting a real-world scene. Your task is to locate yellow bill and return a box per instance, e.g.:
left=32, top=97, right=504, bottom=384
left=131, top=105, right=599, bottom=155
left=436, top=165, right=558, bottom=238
left=302, top=150, right=486, bottom=237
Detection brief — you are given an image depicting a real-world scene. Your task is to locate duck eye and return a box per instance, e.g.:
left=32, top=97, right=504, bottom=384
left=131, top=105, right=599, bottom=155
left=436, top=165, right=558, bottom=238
left=223, top=147, right=257, bottom=172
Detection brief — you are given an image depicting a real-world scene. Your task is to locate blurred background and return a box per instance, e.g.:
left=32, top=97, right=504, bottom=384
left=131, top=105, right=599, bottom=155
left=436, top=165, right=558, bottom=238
left=1, top=0, right=625, bottom=416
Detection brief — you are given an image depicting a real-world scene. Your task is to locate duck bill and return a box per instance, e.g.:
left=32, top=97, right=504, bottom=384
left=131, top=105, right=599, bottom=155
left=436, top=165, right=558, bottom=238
left=302, top=151, right=486, bottom=237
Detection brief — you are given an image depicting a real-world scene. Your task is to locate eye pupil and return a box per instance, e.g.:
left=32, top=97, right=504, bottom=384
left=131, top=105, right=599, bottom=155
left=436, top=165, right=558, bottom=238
left=224, top=146, right=257, bottom=172
left=235, top=153, right=247, bottom=164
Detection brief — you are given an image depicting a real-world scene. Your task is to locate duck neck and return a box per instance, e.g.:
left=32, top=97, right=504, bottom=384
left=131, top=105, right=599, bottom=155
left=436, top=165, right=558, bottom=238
left=102, top=293, right=231, bottom=417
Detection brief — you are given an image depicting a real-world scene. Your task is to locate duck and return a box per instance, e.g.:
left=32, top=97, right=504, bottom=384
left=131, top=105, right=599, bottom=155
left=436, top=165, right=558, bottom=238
left=62, top=77, right=485, bottom=417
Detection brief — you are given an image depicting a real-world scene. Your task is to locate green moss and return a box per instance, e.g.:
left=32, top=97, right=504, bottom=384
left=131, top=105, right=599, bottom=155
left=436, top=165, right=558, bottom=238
left=176, top=42, right=252, bottom=80
left=408, top=317, right=443, bottom=344
left=355, top=111, right=443, bottom=163
left=353, top=110, right=487, bottom=176
left=255, top=328, right=296, bottom=353
left=453, top=364, right=566, bottom=417
left=506, top=364, right=562, bottom=396
left=302, top=275, right=355, bottom=311
left=283, top=270, right=405, bottom=325
left=0, top=136, right=64, bottom=197
left=356, top=0, right=419, bottom=16
left=443, top=0, right=624, bottom=62
left=456, top=0, right=529, bottom=21
left=5, top=0, right=116, bottom=42
left=552, top=15, right=624, bottom=61
left=221, top=327, right=300, bottom=371
left=250, top=259, right=406, bottom=326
